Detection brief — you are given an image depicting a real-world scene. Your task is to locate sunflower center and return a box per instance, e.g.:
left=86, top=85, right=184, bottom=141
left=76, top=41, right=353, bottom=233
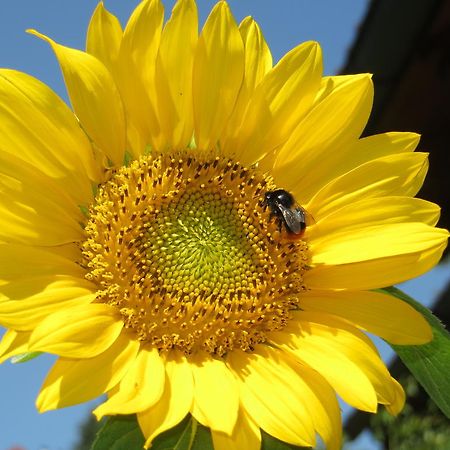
left=82, top=153, right=309, bottom=356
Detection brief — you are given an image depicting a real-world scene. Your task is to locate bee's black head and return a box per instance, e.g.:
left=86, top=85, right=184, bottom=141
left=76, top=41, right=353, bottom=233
left=265, top=189, right=294, bottom=208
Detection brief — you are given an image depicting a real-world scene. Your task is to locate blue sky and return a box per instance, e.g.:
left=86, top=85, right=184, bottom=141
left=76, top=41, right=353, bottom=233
left=2, top=1, right=447, bottom=450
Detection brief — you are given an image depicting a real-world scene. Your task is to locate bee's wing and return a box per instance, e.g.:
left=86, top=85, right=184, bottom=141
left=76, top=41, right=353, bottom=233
left=277, top=203, right=306, bottom=234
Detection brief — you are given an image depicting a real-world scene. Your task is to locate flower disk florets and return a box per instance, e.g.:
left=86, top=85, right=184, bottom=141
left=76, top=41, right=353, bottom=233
left=82, top=153, right=309, bottom=356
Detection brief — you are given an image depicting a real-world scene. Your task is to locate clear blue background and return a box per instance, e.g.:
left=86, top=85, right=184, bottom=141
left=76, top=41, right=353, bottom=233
left=1, top=1, right=448, bottom=450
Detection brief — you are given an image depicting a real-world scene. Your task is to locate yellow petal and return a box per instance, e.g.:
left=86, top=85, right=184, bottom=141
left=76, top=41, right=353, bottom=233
left=94, top=346, right=165, bottom=418
left=351, top=131, right=420, bottom=156
left=29, top=304, right=123, bottom=358
left=274, top=74, right=373, bottom=192
left=0, top=170, right=83, bottom=246
left=190, top=398, right=208, bottom=427
left=306, top=242, right=448, bottom=291
left=313, top=74, right=354, bottom=103
left=297, top=361, right=342, bottom=450
left=0, top=69, right=99, bottom=203
left=220, top=16, right=272, bottom=154
left=29, top=30, right=126, bottom=167
left=235, top=41, right=323, bottom=165
left=307, top=152, right=429, bottom=219
left=308, top=196, right=441, bottom=242
left=269, top=312, right=396, bottom=412
left=0, top=244, right=85, bottom=283
left=121, top=0, right=164, bottom=88
left=238, top=17, right=273, bottom=95
left=0, top=329, right=31, bottom=364
left=0, top=151, right=83, bottom=222
left=243, top=73, right=348, bottom=171
left=0, top=277, right=95, bottom=331
left=227, top=346, right=317, bottom=448
left=231, top=345, right=342, bottom=450
left=190, top=353, right=239, bottom=435
left=86, top=2, right=123, bottom=72
left=311, top=222, right=448, bottom=266
left=156, top=0, right=198, bottom=149
left=193, top=1, right=244, bottom=151
left=117, top=0, right=164, bottom=155
left=300, top=290, right=432, bottom=344
left=385, top=377, right=405, bottom=416
left=138, top=351, right=194, bottom=448
left=37, top=332, right=139, bottom=411
left=211, top=408, right=261, bottom=450
left=294, top=130, right=419, bottom=205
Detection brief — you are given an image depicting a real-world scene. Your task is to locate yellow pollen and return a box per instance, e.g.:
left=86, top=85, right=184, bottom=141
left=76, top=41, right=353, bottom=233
left=82, top=153, right=309, bottom=356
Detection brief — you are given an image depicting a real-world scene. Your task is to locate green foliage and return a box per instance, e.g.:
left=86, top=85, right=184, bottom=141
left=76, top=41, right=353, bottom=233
left=380, top=286, right=450, bottom=418
left=370, top=375, right=450, bottom=450
left=91, top=415, right=144, bottom=450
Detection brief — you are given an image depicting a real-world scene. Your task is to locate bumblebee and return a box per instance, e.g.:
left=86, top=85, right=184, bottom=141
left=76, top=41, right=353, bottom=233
left=263, top=189, right=307, bottom=237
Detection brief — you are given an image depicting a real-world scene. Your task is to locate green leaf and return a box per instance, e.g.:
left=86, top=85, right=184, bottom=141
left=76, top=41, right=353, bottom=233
left=151, top=416, right=214, bottom=450
left=91, top=415, right=144, bottom=450
left=380, top=286, right=450, bottom=418
left=91, top=414, right=214, bottom=450
left=10, top=351, right=42, bottom=363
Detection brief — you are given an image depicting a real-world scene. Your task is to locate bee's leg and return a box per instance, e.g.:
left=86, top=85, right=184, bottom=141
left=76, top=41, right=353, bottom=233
left=277, top=218, right=283, bottom=232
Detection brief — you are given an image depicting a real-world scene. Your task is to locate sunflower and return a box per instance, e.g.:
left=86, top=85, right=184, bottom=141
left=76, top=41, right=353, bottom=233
left=0, top=1, right=448, bottom=449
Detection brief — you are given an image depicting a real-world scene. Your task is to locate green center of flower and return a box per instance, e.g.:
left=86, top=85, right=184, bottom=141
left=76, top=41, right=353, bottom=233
left=149, top=189, right=262, bottom=297
left=82, top=153, right=309, bottom=356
